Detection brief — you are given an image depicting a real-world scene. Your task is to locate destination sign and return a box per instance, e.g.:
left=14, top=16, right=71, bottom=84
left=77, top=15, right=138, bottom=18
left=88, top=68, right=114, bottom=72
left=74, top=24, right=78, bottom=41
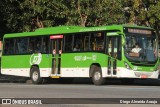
left=127, top=28, right=152, bottom=34
left=50, top=35, right=63, bottom=39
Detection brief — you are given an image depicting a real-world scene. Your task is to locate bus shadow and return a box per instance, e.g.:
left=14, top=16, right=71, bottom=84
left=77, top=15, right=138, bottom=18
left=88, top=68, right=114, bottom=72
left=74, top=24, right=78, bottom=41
left=133, top=79, right=160, bottom=86
left=43, top=78, right=160, bottom=86
left=43, top=78, right=94, bottom=85
left=0, top=75, right=160, bottom=86
left=104, top=79, right=160, bottom=86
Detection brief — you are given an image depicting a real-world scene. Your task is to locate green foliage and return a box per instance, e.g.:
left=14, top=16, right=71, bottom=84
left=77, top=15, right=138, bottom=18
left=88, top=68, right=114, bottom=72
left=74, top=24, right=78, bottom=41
left=0, top=0, right=67, bottom=32
left=123, top=0, right=160, bottom=33
left=63, top=0, right=124, bottom=26
left=0, top=0, right=159, bottom=34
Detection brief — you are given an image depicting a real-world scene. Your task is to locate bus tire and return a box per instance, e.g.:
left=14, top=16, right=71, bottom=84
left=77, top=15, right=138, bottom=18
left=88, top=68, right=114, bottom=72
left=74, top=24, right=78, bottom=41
left=92, top=66, right=105, bottom=85
left=30, top=66, right=43, bottom=84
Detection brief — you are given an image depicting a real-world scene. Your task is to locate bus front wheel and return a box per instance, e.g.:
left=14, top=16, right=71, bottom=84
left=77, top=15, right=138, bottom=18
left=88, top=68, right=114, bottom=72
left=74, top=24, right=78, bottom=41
left=30, top=66, right=43, bottom=84
left=92, top=66, right=105, bottom=85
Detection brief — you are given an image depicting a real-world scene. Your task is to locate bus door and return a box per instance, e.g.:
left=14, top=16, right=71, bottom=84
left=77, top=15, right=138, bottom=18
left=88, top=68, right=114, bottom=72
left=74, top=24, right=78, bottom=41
left=50, top=35, right=63, bottom=77
left=107, top=35, right=121, bottom=77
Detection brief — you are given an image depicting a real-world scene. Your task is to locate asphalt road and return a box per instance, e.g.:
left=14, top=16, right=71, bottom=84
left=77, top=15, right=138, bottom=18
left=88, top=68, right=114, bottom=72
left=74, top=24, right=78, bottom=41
left=0, top=78, right=160, bottom=107
left=0, top=79, right=160, bottom=98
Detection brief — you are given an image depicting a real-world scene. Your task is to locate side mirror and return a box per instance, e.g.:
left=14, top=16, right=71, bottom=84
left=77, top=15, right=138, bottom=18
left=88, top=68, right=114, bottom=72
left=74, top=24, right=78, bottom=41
left=116, top=32, right=125, bottom=46
left=122, top=36, right=125, bottom=46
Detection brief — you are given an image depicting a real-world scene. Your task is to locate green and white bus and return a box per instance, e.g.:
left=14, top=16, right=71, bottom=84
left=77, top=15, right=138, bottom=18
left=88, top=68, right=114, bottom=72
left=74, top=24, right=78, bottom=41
left=1, top=25, right=159, bottom=85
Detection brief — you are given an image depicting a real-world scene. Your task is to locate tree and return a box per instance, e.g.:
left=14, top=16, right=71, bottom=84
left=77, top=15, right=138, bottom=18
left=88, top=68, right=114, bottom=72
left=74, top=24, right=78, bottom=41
left=18, top=0, right=67, bottom=31
left=62, top=0, right=124, bottom=26
left=0, top=0, right=67, bottom=32
left=0, top=0, right=159, bottom=34
left=123, top=0, right=160, bottom=35
left=0, top=0, right=17, bottom=33
left=146, top=0, right=160, bottom=34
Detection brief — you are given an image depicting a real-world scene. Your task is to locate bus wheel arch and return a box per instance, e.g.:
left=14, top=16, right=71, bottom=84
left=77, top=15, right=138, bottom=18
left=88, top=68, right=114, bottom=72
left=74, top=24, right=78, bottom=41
left=30, top=65, right=43, bottom=84
left=89, top=64, right=105, bottom=85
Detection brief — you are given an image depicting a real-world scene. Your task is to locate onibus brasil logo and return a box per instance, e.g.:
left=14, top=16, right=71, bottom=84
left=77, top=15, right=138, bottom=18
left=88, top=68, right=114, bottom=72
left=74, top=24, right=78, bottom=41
left=30, top=53, right=42, bottom=65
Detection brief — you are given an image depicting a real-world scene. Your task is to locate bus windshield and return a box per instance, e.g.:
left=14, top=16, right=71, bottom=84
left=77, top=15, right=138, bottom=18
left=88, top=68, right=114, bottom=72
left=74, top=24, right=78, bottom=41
left=124, top=29, right=158, bottom=63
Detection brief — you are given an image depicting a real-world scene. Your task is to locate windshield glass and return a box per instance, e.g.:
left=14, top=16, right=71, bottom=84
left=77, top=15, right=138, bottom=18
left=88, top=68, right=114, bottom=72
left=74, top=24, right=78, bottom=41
left=124, top=29, right=158, bottom=63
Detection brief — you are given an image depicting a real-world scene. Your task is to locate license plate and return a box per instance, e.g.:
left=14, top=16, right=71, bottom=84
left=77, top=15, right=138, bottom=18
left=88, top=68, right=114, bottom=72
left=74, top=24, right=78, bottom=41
left=141, top=75, right=147, bottom=78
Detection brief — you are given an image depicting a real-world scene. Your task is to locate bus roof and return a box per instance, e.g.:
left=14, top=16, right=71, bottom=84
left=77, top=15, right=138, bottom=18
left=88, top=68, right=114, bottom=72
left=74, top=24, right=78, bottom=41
left=3, top=24, right=154, bottom=38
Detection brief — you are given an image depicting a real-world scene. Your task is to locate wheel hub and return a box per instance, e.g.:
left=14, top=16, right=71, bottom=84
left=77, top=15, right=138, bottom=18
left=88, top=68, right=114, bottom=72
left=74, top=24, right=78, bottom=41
left=32, top=71, right=38, bottom=81
left=94, top=72, right=101, bottom=80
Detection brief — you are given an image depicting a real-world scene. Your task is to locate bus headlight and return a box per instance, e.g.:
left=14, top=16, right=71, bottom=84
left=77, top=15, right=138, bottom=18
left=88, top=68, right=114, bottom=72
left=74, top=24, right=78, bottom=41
left=124, top=62, right=131, bottom=70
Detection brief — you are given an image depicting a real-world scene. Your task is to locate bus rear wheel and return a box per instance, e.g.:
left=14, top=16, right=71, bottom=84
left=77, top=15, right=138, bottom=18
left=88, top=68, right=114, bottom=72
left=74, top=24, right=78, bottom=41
left=30, top=66, right=43, bottom=84
left=92, top=66, right=105, bottom=85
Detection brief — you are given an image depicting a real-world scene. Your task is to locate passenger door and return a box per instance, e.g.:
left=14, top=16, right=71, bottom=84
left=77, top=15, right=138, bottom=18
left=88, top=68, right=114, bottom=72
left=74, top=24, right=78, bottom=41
left=50, top=35, right=63, bottom=78
left=107, top=35, right=121, bottom=77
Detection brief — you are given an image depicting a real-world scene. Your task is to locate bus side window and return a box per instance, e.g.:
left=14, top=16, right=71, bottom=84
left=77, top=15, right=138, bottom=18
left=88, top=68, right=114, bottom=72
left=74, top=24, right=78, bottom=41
left=83, top=35, right=89, bottom=51
left=28, top=38, right=34, bottom=53
left=4, top=39, right=15, bottom=55
left=4, top=40, right=8, bottom=54
left=91, top=39, right=96, bottom=51
left=64, top=35, right=73, bottom=52
left=28, top=37, right=42, bottom=53
left=15, top=38, right=27, bottom=54
left=90, top=34, right=97, bottom=51
left=42, top=37, right=49, bottom=53
left=35, top=37, right=41, bottom=53
left=73, top=34, right=83, bottom=52
left=96, top=33, right=104, bottom=51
